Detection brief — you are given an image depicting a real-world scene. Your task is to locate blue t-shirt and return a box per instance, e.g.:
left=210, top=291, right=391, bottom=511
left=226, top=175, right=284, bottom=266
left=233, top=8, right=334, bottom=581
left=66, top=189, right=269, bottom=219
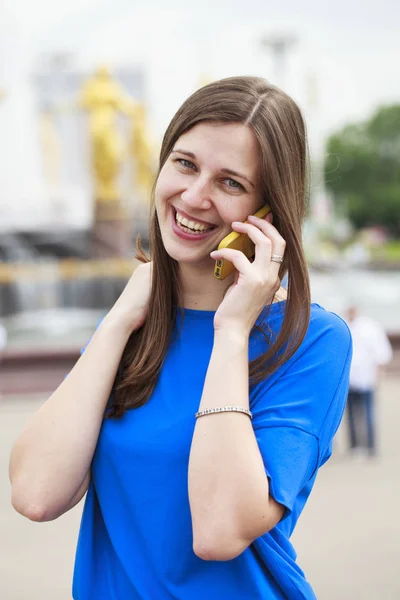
left=73, top=302, right=352, bottom=599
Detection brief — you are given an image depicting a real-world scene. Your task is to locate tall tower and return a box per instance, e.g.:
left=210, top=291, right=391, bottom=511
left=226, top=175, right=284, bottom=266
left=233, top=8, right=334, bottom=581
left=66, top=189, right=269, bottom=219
left=260, top=34, right=297, bottom=89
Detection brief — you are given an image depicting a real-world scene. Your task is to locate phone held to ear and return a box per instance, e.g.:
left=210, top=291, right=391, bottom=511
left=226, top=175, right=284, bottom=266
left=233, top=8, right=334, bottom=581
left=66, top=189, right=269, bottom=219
left=213, top=205, right=271, bottom=280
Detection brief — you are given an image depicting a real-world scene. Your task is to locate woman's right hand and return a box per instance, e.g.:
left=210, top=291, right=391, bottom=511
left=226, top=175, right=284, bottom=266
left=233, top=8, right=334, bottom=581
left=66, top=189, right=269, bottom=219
left=107, top=261, right=152, bottom=334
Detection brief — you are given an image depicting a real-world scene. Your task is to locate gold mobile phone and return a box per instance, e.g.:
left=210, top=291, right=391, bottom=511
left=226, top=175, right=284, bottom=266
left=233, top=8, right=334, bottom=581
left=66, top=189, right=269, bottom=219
left=214, top=205, right=271, bottom=280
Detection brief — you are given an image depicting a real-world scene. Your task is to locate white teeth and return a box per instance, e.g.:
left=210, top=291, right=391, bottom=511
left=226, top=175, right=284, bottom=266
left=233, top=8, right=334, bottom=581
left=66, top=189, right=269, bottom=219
left=177, top=221, right=206, bottom=234
left=175, top=210, right=213, bottom=232
left=182, top=226, right=196, bottom=233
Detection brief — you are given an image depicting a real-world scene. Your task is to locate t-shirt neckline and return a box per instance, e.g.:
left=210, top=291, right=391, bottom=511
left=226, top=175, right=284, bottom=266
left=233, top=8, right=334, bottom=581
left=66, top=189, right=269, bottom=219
left=178, top=300, right=288, bottom=320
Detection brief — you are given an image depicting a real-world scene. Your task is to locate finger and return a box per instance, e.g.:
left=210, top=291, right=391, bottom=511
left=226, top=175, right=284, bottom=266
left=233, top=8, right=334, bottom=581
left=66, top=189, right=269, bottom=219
left=247, top=215, right=286, bottom=268
left=210, top=248, right=252, bottom=276
left=231, top=221, right=272, bottom=266
left=243, top=219, right=284, bottom=284
left=247, top=215, right=285, bottom=248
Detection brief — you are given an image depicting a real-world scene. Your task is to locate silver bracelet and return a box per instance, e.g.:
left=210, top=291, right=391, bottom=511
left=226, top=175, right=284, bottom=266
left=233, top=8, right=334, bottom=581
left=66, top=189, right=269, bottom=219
left=195, top=406, right=252, bottom=419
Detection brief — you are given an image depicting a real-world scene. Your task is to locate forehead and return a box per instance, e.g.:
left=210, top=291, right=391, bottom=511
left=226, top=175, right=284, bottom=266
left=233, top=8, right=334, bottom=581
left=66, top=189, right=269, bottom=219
left=175, top=122, right=260, bottom=175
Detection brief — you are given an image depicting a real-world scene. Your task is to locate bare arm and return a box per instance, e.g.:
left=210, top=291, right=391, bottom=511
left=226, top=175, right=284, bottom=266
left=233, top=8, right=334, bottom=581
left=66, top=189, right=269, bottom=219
left=9, top=315, right=131, bottom=522
left=65, top=470, right=91, bottom=513
left=188, top=329, right=284, bottom=562
left=9, top=262, right=152, bottom=522
left=189, top=215, right=286, bottom=561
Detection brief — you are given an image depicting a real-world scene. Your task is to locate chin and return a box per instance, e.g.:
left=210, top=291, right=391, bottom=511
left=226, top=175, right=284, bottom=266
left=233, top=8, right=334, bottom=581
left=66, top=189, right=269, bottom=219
left=162, top=241, right=213, bottom=267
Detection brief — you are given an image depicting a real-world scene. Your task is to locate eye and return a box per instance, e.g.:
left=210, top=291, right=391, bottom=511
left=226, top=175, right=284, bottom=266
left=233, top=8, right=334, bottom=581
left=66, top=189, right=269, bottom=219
left=176, top=158, right=196, bottom=170
left=224, top=178, right=245, bottom=191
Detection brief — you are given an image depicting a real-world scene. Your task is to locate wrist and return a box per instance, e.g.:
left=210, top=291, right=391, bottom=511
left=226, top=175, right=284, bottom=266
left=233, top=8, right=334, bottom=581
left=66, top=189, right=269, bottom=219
left=102, top=308, right=141, bottom=338
left=213, top=327, right=249, bottom=350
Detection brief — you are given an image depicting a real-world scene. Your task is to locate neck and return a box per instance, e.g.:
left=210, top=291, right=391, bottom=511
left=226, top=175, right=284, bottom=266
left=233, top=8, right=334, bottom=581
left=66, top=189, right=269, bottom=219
left=178, top=261, right=287, bottom=311
left=179, top=262, right=233, bottom=311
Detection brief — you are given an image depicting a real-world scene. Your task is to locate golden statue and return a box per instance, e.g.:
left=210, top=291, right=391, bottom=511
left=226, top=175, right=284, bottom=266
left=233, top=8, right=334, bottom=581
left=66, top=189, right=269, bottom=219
left=79, top=66, right=136, bottom=205
left=130, top=103, right=156, bottom=201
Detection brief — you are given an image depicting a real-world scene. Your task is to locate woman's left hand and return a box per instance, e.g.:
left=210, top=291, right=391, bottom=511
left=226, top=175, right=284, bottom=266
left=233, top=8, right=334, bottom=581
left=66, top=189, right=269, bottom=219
left=210, top=213, right=286, bottom=336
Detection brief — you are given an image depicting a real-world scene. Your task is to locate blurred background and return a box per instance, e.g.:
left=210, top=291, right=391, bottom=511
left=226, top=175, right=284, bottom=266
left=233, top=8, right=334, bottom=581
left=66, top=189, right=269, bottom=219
left=1, top=0, right=399, bottom=598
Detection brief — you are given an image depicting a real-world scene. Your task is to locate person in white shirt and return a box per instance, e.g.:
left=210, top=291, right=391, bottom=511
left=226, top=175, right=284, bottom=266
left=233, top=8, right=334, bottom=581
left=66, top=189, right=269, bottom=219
left=0, top=322, right=7, bottom=399
left=345, top=305, right=393, bottom=457
left=0, top=322, right=7, bottom=354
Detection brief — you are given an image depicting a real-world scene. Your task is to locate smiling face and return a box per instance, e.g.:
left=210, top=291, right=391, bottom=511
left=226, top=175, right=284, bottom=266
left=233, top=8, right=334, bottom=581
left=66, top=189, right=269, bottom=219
left=154, top=122, right=263, bottom=266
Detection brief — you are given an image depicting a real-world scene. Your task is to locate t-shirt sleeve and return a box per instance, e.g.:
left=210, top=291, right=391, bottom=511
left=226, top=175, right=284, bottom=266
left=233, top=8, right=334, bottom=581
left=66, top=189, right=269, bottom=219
left=251, top=309, right=352, bottom=514
left=255, top=425, right=318, bottom=513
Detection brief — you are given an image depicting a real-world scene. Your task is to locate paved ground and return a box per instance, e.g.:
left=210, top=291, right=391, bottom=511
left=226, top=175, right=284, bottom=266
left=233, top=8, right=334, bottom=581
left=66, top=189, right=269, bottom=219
left=1, top=376, right=399, bottom=600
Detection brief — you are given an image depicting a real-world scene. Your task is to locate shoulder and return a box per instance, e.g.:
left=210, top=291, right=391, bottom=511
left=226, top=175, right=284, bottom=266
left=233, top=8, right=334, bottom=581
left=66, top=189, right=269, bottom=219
left=309, top=303, right=352, bottom=336
left=301, top=303, right=352, bottom=358
left=274, top=304, right=353, bottom=420
left=256, top=302, right=352, bottom=365
left=251, top=303, right=353, bottom=442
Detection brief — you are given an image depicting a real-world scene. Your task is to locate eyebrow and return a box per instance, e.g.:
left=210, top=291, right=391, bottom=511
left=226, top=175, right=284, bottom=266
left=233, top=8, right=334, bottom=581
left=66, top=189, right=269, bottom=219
left=171, top=149, right=255, bottom=189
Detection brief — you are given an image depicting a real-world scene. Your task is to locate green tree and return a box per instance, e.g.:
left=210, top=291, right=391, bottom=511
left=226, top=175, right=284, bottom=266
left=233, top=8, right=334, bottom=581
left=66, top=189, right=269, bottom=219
left=325, top=105, right=400, bottom=237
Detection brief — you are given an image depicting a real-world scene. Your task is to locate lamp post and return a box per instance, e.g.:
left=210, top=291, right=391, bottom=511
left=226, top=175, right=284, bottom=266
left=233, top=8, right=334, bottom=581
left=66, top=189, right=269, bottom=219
left=260, top=34, right=298, bottom=88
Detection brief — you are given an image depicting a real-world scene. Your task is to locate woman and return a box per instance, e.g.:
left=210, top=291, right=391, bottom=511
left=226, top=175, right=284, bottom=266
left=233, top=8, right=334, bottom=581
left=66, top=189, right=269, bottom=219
left=10, top=76, right=352, bottom=599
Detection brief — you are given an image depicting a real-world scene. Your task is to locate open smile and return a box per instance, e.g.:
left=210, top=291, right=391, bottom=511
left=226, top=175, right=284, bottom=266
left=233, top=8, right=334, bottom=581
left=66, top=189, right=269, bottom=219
left=170, top=207, right=218, bottom=241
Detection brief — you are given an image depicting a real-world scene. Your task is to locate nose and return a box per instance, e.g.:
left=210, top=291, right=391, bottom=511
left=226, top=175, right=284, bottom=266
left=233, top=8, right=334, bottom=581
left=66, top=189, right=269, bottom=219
left=180, top=176, right=213, bottom=211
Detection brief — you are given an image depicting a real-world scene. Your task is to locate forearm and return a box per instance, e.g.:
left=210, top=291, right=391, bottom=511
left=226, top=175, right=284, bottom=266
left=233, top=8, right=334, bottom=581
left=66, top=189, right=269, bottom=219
left=188, top=329, right=271, bottom=557
left=9, top=312, right=133, bottom=521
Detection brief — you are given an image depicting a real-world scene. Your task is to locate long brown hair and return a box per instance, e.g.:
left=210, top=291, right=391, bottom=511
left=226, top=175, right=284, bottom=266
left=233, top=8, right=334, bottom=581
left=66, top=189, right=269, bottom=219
left=109, top=76, right=310, bottom=418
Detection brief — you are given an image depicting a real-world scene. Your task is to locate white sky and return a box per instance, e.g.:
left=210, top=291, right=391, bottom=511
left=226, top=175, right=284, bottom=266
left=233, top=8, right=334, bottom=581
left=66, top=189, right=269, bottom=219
left=2, top=0, right=400, bottom=145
